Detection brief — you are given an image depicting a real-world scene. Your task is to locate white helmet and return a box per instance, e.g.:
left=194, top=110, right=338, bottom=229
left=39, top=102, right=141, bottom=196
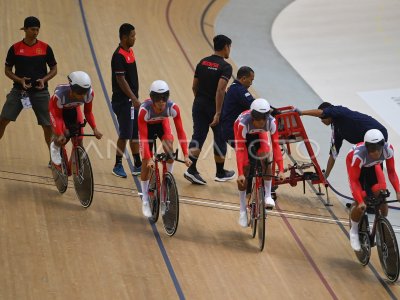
left=68, top=71, right=91, bottom=93
left=250, top=98, right=270, bottom=113
left=149, top=80, right=170, bottom=101
left=364, top=129, right=385, bottom=151
left=150, top=80, right=169, bottom=94
left=364, top=129, right=384, bottom=144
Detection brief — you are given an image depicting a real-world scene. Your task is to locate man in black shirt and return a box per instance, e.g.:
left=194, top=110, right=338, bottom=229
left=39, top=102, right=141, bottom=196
left=111, top=23, right=142, bottom=178
left=184, top=35, right=235, bottom=185
left=0, top=16, right=57, bottom=164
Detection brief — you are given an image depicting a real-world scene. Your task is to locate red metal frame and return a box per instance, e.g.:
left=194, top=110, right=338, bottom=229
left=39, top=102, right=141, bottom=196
left=272, top=106, right=327, bottom=190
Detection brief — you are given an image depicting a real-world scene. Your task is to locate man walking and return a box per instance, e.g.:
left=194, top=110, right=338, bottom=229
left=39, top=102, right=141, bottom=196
left=184, top=35, right=235, bottom=185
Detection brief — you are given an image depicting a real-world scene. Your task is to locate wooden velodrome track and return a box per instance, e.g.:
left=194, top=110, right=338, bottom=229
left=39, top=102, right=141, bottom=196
left=1, top=0, right=399, bottom=299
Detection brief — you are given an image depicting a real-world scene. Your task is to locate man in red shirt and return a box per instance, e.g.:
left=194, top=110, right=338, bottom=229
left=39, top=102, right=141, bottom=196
left=138, top=80, right=191, bottom=217
left=346, top=129, right=400, bottom=251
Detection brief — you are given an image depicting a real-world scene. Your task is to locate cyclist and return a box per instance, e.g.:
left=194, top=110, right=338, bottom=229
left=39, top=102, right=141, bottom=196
left=138, top=80, right=191, bottom=217
left=49, top=71, right=103, bottom=165
left=347, top=129, right=400, bottom=251
left=234, top=98, right=284, bottom=227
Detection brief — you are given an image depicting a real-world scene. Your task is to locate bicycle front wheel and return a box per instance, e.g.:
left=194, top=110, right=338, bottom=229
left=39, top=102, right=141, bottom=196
left=257, top=186, right=266, bottom=251
left=148, top=169, right=160, bottom=223
left=161, top=172, right=179, bottom=236
left=72, top=146, right=94, bottom=208
left=51, top=147, right=69, bottom=194
left=376, top=216, right=400, bottom=282
left=355, top=214, right=371, bottom=266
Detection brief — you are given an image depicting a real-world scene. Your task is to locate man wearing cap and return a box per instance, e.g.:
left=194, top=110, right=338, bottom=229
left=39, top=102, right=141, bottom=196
left=0, top=16, right=57, bottom=165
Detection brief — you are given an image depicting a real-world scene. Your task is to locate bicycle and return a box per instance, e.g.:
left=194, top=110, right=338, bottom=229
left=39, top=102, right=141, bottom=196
left=147, top=135, right=185, bottom=236
left=352, top=190, right=400, bottom=282
left=247, top=157, right=277, bottom=251
left=51, top=120, right=95, bottom=208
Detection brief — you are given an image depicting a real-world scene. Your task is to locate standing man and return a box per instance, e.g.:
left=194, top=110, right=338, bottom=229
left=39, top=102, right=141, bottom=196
left=111, top=23, right=142, bottom=178
left=0, top=16, right=57, bottom=164
left=220, top=66, right=255, bottom=149
left=297, top=102, right=388, bottom=179
left=184, top=34, right=235, bottom=185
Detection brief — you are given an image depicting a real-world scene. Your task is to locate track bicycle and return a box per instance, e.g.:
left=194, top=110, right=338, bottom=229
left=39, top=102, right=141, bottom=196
left=147, top=135, right=185, bottom=236
left=51, top=120, right=95, bottom=208
left=352, top=190, right=400, bottom=282
left=247, top=157, right=278, bottom=251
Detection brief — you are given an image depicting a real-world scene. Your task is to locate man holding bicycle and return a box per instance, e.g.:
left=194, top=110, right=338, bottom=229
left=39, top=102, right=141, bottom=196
left=138, top=80, right=191, bottom=217
left=49, top=71, right=103, bottom=165
left=347, top=129, right=400, bottom=251
left=234, top=98, right=284, bottom=227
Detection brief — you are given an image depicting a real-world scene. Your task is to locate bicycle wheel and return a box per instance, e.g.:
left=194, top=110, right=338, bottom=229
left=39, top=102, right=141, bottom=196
left=72, top=146, right=94, bottom=208
left=257, top=186, right=266, bottom=251
left=148, top=169, right=160, bottom=223
left=161, top=172, right=179, bottom=236
left=376, top=216, right=400, bottom=282
left=249, top=181, right=257, bottom=238
left=355, top=214, right=371, bottom=266
left=51, top=147, right=68, bottom=194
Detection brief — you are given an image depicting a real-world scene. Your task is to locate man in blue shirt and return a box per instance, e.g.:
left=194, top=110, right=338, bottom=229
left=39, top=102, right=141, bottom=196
left=220, top=66, right=255, bottom=149
left=297, top=102, right=388, bottom=178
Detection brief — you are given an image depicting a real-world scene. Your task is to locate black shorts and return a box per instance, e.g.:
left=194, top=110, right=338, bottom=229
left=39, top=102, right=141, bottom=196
left=189, top=97, right=226, bottom=156
left=359, top=164, right=383, bottom=196
left=147, top=123, right=165, bottom=153
left=111, top=97, right=138, bottom=140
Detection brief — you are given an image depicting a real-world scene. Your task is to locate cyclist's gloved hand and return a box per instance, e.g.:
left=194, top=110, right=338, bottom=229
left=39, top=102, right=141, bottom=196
left=277, top=171, right=285, bottom=181
left=237, top=175, right=246, bottom=187
left=147, top=160, right=155, bottom=170
left=93, top=127, right=103, bottom=140
left=184, top=155, right=192, bottom=167
left=57, top=134, right=67, bottom=145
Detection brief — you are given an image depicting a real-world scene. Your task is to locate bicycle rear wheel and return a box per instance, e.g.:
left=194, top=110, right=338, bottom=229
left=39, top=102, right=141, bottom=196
left=148, top=169, right=160, bottom=223
left=161, top=172, right=179, bottom=236
left=72, top=146, right=94, bottom=208
left=355, top=214, right=371, bottom=266
left=257, top=186, right=266, bottom=251
left=376, top=216, right=400, bottom=282
left=51, top=147, right=69, bottom=194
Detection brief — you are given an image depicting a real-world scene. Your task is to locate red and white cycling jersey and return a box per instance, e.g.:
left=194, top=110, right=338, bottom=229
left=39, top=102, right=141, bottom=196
left=346, top=142, right=400, bottom=203
left=138, top=99, right=188, bottom=159
left=49, top=84, right=96, bottom=135
left=234, top=110, right=283, bottom=176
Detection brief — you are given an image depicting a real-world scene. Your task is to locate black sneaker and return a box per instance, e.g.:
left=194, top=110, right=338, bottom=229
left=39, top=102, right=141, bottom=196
left=215, top=169, right=236, bottom=182
left=184, top=170, right=207, bottom=185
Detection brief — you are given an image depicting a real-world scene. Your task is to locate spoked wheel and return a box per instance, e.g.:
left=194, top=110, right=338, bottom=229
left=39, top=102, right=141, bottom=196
left=376, top=216, right=400, bottom=282
left=51, top=147, right=69, bottom=194
left=148, top=169, right=160, bottom=223
left=161, top=172, right=179, bottom=236
left=355, top=214, right=371, bottom=266
left=72, top=146, right=94, bottom=208
left=257, top=187, right=266, bottom=251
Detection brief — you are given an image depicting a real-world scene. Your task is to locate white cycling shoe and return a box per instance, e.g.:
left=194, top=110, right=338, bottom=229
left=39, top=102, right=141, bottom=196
left=350, top=231, right=361, bottom=251
left=142, top=200, right=152, bottom=218
left=239, top=211, right=248, bottom=227
left=50, top=142, right=62, bottom=165
left=264, top=196, right=275, bottom=208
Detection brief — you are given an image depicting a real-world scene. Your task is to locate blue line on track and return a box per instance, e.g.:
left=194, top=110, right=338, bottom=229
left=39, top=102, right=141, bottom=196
left=78, top=1, right=185, bottom=298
